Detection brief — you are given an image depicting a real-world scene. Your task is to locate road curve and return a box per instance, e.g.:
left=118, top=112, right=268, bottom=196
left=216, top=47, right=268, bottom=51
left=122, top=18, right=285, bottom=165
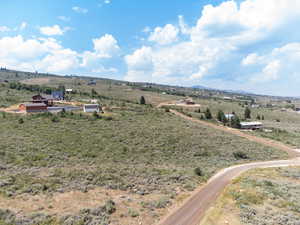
left=157, top=159, right=300, bottom=225
left=156, top=107, right=300, bottom=225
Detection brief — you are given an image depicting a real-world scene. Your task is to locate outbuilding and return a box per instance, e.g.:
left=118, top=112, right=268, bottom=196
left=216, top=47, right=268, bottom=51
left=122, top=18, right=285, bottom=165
left=225, top=114, right=235, bottom=120
left=240, top=121, right=263, bottom=130
left=19, top=103, right=48, bottom=113
left=83, top=104, right=101, bottom=113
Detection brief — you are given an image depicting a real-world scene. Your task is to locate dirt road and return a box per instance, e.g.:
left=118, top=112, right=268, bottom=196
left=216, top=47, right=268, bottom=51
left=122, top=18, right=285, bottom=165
left=156, top=108, right=300, bottom=225
left=170, top=109, right=299, bottom=158
left=158, top=159, right=300, bottom=225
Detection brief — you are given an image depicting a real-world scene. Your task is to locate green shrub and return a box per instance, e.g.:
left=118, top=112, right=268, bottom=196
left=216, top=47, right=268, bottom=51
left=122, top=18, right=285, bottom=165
left=18, top=118, right=24, bottom=124
left=194, top=167, right=204, bottom=176
left=233, top=151, right=248, bottom=159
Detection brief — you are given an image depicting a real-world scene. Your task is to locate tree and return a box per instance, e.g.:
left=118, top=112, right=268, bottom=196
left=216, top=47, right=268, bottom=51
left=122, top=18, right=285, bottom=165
left=58, top=84, right=66, bottom=93
left=91, top=89, right=98, bottom=98
left=230, top=116, right=241, bottom=129
left=256, top=115, right=261, bottom=120
left=205, top=108, right=213, bottom=119
left=262, top=115, right=265, bottom=120
left=217, top=110, right=227, bottom=123
left=244, top=107, right=251, bottom=119
left=140, top=96, right=146, bottom=105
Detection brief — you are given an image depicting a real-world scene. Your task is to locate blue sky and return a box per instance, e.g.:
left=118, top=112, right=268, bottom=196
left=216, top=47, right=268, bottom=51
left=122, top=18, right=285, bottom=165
left=1, top=0, right=300, bottom=96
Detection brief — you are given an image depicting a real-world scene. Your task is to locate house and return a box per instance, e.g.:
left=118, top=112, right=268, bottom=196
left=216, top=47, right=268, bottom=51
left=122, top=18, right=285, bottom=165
left=225, top=114, right=235, bottom=120
left=32, top=94, right=54, bottom=106
left=88, top=80, right=97, bottom=85
left=52, top=91, right=65, bottom=100
left=185, top=98, right=195, bottom=105
left=90, top=99, right=98, bottom=104
left=66, top=89, right=73, bottom=93
left=223, top=96, right=233, bottom=101
left=240, top=121, right=263, bottom=130
left=83, top=104, right=101, bottom=113
left=19, top=103, right=48, bottom=113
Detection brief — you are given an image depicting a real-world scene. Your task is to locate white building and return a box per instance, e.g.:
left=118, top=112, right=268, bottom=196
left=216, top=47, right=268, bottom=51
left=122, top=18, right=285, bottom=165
left=83, top=104, right=101, bottom=113
left=240, top=121, right=263, bottom=130
left=225, top=114, right=235, bottom=120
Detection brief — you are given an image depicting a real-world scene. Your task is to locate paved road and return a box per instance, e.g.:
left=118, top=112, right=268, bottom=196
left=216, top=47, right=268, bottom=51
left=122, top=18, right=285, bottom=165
left=156, top=108, right=300, bottom=225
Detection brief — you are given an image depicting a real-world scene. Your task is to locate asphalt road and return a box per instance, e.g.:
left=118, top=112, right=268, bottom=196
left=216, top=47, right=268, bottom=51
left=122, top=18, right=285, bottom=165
left=156, top=108, right=300, bottom=225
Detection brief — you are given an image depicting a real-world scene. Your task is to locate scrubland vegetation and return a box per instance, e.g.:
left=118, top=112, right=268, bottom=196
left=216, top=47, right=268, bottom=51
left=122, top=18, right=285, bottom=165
left=201, top=167, right=300, bottom=225
left=0, top=70, right=299, bottom=224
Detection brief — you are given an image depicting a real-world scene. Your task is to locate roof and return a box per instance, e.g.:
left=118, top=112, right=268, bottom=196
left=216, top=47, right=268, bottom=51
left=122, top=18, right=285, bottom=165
left=21, top=103, right=47, bottom=107
left=240, top=121, right=263, bottom=126
left=84, top=104, right=99, bottom=108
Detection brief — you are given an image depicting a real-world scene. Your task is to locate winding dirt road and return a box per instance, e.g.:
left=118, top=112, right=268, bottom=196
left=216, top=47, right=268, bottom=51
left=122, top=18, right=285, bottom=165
left=156, top=107, right=300, bottom=225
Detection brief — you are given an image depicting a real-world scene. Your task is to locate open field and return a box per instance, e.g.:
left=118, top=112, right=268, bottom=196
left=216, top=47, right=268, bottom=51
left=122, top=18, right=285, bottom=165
left=0, top=70, right=299, bottom=225
left=201, top=167, right=300, bottom=225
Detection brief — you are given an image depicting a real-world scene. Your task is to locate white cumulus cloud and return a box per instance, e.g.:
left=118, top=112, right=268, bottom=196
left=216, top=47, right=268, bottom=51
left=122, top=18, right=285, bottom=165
left=40, top=25, right=69, bottom=36
left=124, top=0, right=300, bottom=95
left=148, top=24, right=179, bottom=45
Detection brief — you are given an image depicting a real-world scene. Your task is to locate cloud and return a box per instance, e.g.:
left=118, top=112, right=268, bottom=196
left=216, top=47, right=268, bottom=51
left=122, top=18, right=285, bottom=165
left=39, top=25, right=70, bottom=36
left=0, top=26, right=10, bottom=32
left=19, top=22, right=27, bottom=31
left=148, top=24, right=179, bottom=45
left=92, top=34, right=120, bottom=58
left=0, top=34, right=119, bottom=76
left=124, top=0, right=300, bottom=95
left=58, top=16, right=71, bottom=22
left=72, top=6, right=88, bottom=14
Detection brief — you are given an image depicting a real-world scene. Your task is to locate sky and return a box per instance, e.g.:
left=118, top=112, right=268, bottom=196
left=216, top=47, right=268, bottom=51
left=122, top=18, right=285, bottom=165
left=1, top=0, right=300, bottom=96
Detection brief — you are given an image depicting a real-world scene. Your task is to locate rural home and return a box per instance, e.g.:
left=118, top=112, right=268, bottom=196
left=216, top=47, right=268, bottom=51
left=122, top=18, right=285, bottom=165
left=240, top=121, right=263, bottom=130
left=83, top=104, right=101, bottom=113
left=19, top=103, right=48, bottom=113
left=52, top=91, right=65, bottom=100
left=32, top=94, right=54, bottom=106
left=178, top=98, right=195, bottom=105
left=88, top=80, right=97, bottom=85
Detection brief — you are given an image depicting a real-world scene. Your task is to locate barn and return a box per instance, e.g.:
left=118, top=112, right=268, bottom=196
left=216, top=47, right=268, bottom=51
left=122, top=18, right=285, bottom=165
left=19, top=103, right=48, bottom=113
left=83, top=104, right=101, bottom=113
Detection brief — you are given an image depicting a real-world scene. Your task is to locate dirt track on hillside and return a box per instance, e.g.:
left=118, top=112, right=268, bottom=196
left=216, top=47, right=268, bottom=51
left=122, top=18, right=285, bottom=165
left=170, top=109, right=299, bottom=158
left=156, top=107, right=300, bottom=225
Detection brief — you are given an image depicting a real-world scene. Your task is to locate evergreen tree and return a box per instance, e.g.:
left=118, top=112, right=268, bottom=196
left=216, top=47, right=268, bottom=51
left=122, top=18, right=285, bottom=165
left=231, top=116, right=241, bottom=129
left=244, top=107, right=251, bottom=119
left=205, top=108, right=213, bottom=119
left=140, top=96, right=146, bottom=105
left=217, top=110, right=227, bottom=124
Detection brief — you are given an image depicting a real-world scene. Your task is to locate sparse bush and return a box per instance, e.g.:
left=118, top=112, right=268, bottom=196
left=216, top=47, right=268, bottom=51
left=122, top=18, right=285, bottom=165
left=51, top=116, right=59, bottom=123
left=104, top=200, right=116, bottom=214
left=194, top=167, right=204, bottom=176
left=233, top=151, right=248, bottom=159
left=18, top=118, right=24, bottom=124
left=128, top=208, right=139, bottom=217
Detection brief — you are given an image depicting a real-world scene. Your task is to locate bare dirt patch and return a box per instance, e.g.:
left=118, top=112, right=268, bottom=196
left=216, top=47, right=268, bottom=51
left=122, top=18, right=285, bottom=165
left=0, top=187, right=188, bottom=225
